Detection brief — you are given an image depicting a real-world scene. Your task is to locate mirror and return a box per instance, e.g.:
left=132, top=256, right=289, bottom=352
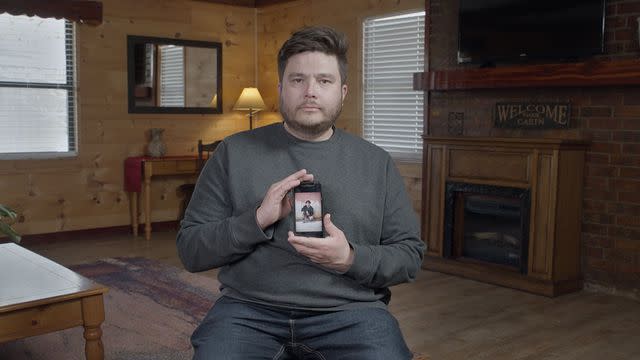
left=127, top=35, right=222, bottom=114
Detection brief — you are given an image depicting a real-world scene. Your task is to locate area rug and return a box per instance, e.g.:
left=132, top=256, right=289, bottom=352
left=0, top=257, right=428, bottom=360
left=0, top=257, right=220, bottom=360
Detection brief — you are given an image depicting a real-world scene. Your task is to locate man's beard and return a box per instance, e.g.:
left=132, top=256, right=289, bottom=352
left=280, top=99, right=342, bottom=138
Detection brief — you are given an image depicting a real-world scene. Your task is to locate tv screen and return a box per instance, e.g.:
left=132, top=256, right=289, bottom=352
left=458, top=0, right=606, bottom=64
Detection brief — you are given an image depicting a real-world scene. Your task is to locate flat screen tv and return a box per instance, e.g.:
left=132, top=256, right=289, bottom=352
left=458, top=0, right=606, bottom=64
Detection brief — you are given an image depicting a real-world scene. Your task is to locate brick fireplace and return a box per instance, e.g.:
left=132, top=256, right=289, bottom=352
left=411, top=0, right=640, bottom=297
left=422, top=136, right=588, bottom=296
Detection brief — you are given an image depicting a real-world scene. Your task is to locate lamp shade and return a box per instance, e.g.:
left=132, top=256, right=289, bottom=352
left=233, top=87, right=265, bottom=113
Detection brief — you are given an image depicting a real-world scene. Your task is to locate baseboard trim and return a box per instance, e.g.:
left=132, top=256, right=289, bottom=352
left=8, top=221, right=180, bottom=246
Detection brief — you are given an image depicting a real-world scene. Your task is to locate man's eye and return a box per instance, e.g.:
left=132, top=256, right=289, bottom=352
left=292, top=78, right=303, bottom=83
left=320, top=79, right=332, bottom=84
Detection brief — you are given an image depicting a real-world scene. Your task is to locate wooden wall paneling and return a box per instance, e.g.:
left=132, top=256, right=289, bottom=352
left=396, top=162, right=422, bottom=215
left=185, top=47, right=218, bottom=107
left=5, top=0, right=426, bottom=238
left=3, top=0, right=256, bottom=237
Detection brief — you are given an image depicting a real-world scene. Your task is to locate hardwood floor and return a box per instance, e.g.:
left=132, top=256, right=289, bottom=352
left=25, top=229, right=640, bottom=360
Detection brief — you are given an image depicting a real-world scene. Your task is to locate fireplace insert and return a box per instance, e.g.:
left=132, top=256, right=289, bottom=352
left=444, top=182, right=530, bottom=273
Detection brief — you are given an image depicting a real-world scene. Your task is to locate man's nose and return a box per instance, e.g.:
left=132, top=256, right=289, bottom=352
left=304, top=79, right=318, bottom=98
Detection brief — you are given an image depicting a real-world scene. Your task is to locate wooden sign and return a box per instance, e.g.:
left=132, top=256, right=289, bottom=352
left=494, top=103, right=570, bottom=129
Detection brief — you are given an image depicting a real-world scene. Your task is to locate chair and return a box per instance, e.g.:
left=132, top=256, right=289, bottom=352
left=178, top=139, right=222, bottom=221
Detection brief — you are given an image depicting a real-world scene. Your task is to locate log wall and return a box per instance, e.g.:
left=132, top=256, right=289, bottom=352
left=1, top=0, right=424, bottom=237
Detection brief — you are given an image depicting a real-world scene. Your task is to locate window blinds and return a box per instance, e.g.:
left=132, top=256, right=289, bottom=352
left=159, top=45, right=185, bottom=107
left=363, top=11, right=425, bottom=159
left=0, top=14, right=75, bottom=155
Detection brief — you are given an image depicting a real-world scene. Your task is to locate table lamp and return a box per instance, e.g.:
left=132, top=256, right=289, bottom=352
left=233, top=87, right=266, bottom=129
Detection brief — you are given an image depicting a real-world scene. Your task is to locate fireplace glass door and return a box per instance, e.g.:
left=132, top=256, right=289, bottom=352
left=444, top=182, right=530, bottom=273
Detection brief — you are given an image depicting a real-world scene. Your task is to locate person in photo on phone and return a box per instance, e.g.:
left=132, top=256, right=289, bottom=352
left=301, top=200, right=314, bottom=222
left=177, top=25, right=425, bottom=360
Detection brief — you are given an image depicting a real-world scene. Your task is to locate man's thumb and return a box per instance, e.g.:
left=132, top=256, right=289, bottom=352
left=323, top=213, right=336, bottom=233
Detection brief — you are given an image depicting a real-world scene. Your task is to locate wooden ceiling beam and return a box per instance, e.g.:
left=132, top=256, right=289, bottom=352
left=255, top=0, right=297, bottom=7
left=192, top=0, right=255, bottom=7
left=192, top=0, right=297, bottom=8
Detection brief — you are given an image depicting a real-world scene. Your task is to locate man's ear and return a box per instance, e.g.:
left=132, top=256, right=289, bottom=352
left=278, top=83, right=282, bottom=94
left=341, top=84, right=348, bottom=102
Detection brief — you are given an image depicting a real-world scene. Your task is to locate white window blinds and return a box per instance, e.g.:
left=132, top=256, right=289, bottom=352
left=363, top=11, right=425, bottom=160
left=0, top=13, right=76, bottom=156
left=159, top=45, right=185, bottom=107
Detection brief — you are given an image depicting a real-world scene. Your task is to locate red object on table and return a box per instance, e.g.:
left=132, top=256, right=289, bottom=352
left=124, top=156, right=199, bottom=193
left=124, top=156, right=146, bottom=192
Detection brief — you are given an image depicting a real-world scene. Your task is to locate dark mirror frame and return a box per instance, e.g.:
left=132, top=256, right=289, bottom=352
left=127, top=35, right=223, bottom=114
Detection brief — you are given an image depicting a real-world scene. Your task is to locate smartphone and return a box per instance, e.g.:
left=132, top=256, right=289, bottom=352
left=293, top=181, right=324, bottom=237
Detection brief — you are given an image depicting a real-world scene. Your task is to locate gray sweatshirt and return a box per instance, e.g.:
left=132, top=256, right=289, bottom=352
left=177, top=123, right=424, bottom=310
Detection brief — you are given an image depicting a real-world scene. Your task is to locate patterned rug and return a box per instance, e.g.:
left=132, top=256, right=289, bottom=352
left=0, top=257, right=220, bottom=360
left=0, top=257, right=428, bottom=360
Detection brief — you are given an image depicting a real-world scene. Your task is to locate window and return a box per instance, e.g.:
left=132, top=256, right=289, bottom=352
left=363, top=11, right=425, bottom=160
left=0, top=13, right=76, bottom=157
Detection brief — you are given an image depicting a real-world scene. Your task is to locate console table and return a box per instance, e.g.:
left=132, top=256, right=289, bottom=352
left=124, top=156, right=198, bottom=240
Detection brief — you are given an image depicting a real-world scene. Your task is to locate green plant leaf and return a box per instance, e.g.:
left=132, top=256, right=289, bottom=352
left=0, top=221, right=21, bottom=243
left=0, top=204, right=18, bottom=221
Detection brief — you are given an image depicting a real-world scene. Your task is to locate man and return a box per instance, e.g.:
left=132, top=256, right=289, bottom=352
left=177, top=26, right=424, bottom=359
left=301, top=200, right=314, bottom=222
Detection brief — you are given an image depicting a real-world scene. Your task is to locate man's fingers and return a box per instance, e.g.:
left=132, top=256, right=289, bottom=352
left=272, top=170, right=314, bottom=197
left=283, top=169, right=308, bottom=184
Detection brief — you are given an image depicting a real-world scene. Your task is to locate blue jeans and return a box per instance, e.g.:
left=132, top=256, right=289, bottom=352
left=192, top=296, right=412, bottom=360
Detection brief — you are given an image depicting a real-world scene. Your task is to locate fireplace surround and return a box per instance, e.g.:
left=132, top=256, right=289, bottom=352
left=421, top=136, right=588, bottom=296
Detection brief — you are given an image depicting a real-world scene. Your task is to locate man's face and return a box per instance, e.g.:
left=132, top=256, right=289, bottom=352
left=279, top=51, right=348, bottom=139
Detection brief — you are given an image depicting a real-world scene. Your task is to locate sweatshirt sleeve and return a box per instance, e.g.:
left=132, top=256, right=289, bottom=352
left=176, top=141, right=272, bottom=272
left=344, top=158, right=425, bottom=288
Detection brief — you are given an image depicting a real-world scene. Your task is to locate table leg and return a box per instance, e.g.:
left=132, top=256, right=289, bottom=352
left=131, top=192, right=139, bottom=236
left=145, top=175, right=152, bottom=241
left=82, top=294, right=105, bottom=360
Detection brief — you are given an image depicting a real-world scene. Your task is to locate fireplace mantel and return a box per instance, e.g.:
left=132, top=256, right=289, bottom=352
left=421, top=136, right=588, bottom=296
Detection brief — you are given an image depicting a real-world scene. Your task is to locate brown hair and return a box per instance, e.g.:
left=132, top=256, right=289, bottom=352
left=277, top=26, right=348, bottom=85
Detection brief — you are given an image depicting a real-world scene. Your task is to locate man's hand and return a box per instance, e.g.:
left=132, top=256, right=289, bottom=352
left=256, top=169, right=313, bottom=230
left=288, top=214, right=354, bottom=273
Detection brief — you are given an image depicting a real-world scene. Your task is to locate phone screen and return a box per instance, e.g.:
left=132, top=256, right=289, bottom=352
left=293, top=182, right=323, bottom=237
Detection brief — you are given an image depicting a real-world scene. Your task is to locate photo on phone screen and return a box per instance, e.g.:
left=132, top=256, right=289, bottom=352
left=293, top=182, right=323, bottom=237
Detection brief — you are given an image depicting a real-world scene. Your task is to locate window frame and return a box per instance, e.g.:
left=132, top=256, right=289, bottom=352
left=361, top=10, right=425, bottom=162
